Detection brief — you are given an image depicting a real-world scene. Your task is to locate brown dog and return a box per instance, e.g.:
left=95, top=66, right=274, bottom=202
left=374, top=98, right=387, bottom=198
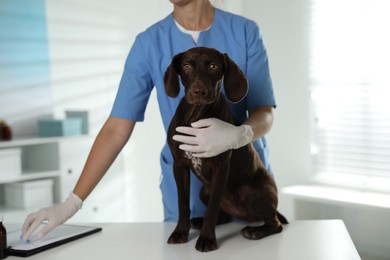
left=164, top=47, right=287, bottom=252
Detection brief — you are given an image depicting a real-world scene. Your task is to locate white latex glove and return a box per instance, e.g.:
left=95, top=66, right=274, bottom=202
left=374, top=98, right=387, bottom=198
left=172, top=118, right=254, bottom=158
left=22, top=192, right=82, bottom=241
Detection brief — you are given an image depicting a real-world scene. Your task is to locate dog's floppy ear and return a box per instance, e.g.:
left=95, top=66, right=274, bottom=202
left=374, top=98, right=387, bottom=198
left=223, top=53, right=249, bottom=103
left=164, top=53, right=183, bottom=98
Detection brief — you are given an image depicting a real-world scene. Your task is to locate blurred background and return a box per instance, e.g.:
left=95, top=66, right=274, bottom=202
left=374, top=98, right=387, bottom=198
left=1, top=1, right=389, bottom=259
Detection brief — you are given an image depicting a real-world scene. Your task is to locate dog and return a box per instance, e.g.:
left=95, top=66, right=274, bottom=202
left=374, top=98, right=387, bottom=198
left=164, top=47, right=287, bottom=252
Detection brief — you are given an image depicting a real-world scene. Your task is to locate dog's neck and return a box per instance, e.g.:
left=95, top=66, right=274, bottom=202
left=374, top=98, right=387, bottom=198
left=182, top=95, right=230, bottom=125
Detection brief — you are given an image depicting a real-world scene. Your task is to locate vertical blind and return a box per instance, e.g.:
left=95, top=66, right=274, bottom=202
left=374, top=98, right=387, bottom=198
left=310, top=0, right=390, bottom=178
left=45, top=0, right=133, bottom=134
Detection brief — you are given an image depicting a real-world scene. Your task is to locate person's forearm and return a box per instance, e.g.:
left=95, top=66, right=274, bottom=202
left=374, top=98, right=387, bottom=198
left=73, top=116, right=135, bottom=201
left=245, top=106, right=274, bottom=141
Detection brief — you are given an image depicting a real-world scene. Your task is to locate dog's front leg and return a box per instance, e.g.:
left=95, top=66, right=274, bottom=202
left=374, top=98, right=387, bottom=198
left=167, top=162, right=191, bottom=244
left=196, top=159, right=230, bottom=252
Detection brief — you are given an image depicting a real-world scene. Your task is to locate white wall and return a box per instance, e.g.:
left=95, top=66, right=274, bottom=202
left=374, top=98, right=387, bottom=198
left=242, top=0, right=312, bottom=188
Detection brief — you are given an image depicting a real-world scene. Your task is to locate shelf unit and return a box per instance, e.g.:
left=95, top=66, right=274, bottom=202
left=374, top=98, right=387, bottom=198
left=0, top=137, right=61, bottom=179
left=0, top=135, right=126, bottom=223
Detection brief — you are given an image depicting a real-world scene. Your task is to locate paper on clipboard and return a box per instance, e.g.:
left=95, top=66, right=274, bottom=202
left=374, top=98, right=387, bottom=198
left=7, top=224, right=102, bottom=257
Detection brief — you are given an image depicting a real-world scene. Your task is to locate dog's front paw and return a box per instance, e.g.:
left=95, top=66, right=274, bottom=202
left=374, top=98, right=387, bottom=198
left=167, top=230, right=189, bottom=244
left=195, top=236, right=218, bottom=252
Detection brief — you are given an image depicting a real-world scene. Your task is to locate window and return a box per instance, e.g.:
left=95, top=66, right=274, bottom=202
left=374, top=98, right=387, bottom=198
left=310, top=0, right=390, bottom=190
left=0, top=0, right=52, bottom=136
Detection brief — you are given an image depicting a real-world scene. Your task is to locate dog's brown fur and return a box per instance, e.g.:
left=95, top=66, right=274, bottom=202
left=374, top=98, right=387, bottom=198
left=164, top=47, right=287, bottom=252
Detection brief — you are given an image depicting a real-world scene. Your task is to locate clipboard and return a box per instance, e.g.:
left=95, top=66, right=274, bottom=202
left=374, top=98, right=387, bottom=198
left=7, top=224, right=102, bottom=257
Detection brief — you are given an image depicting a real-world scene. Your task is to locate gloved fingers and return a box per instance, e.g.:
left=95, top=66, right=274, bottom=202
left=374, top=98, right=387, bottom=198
left=175, top=126, right=200, bottom=136
left=22, top=212, right=36, bottom=235
left=178, top=144, right=204, bottom=153
left=172, top=134, right=199, bottom=145
left=190, top=118, right=215, bottom=128
left=22, top=212, right=46, bottom=241
left=37, top=221, right=57, bottom=240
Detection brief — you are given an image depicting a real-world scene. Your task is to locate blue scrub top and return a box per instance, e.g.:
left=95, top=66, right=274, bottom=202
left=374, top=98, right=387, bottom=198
left=111, top=8, right=276, bottom=222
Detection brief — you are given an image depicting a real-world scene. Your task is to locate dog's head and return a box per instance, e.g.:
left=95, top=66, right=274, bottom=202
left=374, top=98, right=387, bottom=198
left=164, top=47, right=248, bottom=105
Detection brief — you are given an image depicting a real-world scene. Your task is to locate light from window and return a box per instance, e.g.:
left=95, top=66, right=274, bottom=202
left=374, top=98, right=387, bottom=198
left=310, top=0, right=390, bottom=180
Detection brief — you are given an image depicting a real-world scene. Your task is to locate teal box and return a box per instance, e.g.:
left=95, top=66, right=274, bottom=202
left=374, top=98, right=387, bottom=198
left=38, top=118, right=83, bottom=137
left=65, top=110, right=89, bottom=134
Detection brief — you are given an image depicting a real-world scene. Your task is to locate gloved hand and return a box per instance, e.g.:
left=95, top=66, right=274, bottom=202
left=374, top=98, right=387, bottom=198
left=22, top=192, right=83, bottom=241
left=172, top=118, right=254, bottom=158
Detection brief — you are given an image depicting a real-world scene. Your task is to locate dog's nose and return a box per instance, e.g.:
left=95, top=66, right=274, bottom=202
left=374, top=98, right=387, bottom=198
left=192, top=87, right=207, bottom=97
left=190, top=81, right=208, bottom=98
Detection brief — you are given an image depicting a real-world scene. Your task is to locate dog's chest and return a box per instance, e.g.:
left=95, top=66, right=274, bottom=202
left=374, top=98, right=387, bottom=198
left=183, top=151, right=208, bottom=183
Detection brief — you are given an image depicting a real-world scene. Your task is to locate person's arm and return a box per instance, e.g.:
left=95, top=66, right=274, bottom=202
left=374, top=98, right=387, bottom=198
left=73, top=116, right=135, bottom=200
left=22, top=116, right=135, bottom=240
left=245, top=105, right=274, bottom=141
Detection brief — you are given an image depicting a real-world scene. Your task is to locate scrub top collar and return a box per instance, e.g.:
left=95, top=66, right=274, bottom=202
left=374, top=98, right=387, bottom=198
left=173, top=20, right=211, bottom=43
left=169, top=8, right=220, bottom=45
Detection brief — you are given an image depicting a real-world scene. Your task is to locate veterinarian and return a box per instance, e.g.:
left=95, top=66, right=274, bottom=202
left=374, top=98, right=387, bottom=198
left=22, top=0, right=276, bottom=241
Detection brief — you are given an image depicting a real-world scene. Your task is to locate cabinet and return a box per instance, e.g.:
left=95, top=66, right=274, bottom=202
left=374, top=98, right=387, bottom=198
left=0, top=136, right=126, bottom=223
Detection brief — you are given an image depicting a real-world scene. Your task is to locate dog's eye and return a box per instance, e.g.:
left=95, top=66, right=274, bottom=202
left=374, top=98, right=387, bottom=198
left=209, top=64, right=218, bottom=71
left=182, top=64, right=192, bottom=71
